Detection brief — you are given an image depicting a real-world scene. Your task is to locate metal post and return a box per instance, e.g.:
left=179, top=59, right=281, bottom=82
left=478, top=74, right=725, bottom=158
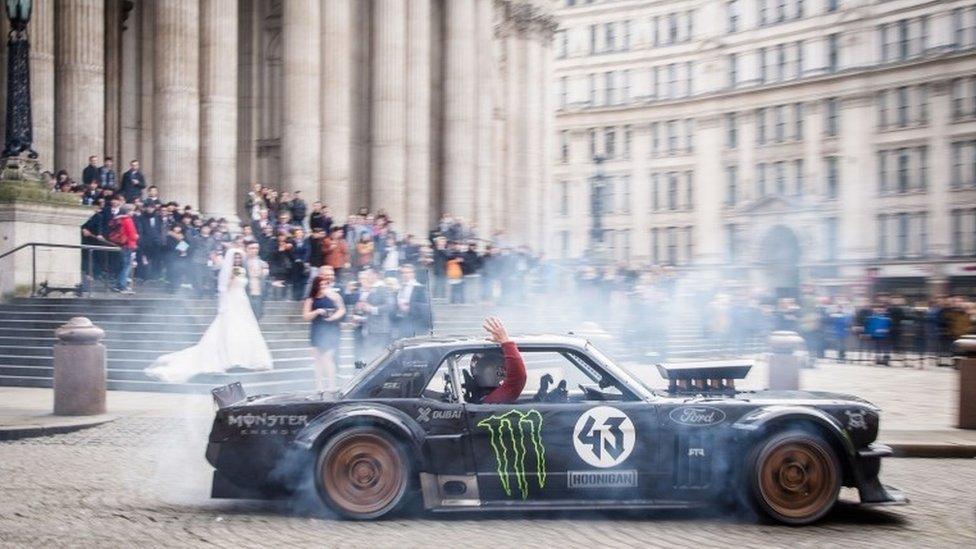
left=86, top=248, right=93, bottom=297
left=53, top=317, right=107, bottom=415
left=954, top=335, right=976, bottom=430
left=30, top=244, right=35, bottom=296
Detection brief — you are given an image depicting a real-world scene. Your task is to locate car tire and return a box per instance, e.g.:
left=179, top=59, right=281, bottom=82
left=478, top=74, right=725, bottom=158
left=745, top=428, right=841, bottom=525
left=315, top=426, right=413, bottom=520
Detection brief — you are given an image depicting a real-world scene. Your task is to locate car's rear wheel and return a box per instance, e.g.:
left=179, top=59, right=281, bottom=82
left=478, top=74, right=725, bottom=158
left=746, top=429, right=841, bottom=525
left=316, top=427, right=411, bottom=520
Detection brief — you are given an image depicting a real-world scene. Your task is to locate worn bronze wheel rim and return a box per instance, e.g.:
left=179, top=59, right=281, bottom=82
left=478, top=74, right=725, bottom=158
left=322, top=433, right=403, bottom=516
left=758, top=440, right=836, bottom=520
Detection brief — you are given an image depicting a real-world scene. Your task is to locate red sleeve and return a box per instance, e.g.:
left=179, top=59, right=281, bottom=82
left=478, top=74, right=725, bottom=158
left=482, top=341, right=527, bottom=404
left=123, top=218, right=139, bottom=247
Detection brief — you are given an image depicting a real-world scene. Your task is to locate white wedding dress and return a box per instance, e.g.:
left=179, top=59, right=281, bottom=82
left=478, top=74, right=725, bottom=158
left=146, top=249, right=273, bottom=383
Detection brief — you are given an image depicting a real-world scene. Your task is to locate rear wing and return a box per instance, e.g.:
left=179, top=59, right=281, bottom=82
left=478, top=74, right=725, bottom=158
left=212, top=382, right=247, bottom=409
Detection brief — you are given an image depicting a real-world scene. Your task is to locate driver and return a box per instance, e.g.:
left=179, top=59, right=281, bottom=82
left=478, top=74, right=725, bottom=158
left=471, top=317, right=526, bottom=404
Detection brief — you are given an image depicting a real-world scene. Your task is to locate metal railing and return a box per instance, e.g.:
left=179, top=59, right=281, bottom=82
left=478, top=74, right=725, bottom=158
left=0, top=242, right=121, bottom=297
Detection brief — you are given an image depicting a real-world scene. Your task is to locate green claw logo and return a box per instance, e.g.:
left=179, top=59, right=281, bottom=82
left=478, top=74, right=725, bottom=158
left=477, top=410, right=547, bottom=499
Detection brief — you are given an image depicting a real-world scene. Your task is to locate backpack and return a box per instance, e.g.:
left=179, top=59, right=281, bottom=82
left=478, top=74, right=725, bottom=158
left=108, top=216, right=126, bottom=246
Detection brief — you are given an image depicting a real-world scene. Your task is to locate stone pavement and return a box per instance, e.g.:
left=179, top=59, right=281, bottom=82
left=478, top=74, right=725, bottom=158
left=0, top=419, right=973, bottom=548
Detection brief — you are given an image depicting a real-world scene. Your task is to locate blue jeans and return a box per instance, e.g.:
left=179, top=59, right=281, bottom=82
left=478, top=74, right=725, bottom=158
left=118, top=248, right=134, bottom=290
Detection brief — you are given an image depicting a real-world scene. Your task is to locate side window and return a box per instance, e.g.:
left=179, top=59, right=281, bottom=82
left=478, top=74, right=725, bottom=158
left=457, top=349, right=631, bottom=403
left=422, top=360, right=458, bottom=403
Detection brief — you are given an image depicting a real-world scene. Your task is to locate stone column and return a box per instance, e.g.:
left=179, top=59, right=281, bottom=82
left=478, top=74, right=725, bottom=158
left=55, top=0, right=105, bottom=175
left=474, top=0, right=494, bottom=236
left=199, top=0, right=238, bottom=219
left=524, top=36, right=541, bottom=248
left=321, top=0, right=353, bottom=218
left=104, top=0, right=122, bottom=167
left=405, top=0, right=431, bottom=237
left=442, top=0, right=477, bottom=222
left=927, top=81, right=951, bottom=258
left=281, top=0, right=321, bottom=202
left=370, top=0, right=407, bottom=225
left=693, top=115, right=723, bottom=265
left=153, top=0, right=200, bottom=207
left=29, top=0, right=54, bottom=165
left=537, top=30, right=555, bottom=251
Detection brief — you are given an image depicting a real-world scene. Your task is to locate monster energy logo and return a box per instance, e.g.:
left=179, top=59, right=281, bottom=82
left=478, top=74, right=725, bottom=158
left=477, top=410, right=547, bottom=499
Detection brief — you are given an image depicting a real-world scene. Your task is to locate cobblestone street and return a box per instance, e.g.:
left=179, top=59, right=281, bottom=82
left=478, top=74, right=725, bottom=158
left=0, top=413, right=973, bottom=548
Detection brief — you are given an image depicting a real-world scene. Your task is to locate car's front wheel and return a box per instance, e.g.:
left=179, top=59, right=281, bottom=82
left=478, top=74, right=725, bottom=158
left=746, top=429, right=841, bottom=525
left=315, top=426, right=412, bottom=520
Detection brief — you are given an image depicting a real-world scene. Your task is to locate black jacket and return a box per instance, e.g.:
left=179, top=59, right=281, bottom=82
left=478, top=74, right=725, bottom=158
left=136, top=213, right=165, bottom=248
left=82, top=165, right=100, bottom=185
left=120, top=169, right=147, bottom=202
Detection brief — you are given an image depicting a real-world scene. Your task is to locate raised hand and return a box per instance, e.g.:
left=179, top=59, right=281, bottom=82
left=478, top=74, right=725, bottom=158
left=482, top=316, right=510, bottom=344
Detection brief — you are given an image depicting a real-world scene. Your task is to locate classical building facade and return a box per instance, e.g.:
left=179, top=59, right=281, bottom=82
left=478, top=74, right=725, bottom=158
left=0, top=0, right=555, bottom=241
left=552, top=0, right=976, bottom=297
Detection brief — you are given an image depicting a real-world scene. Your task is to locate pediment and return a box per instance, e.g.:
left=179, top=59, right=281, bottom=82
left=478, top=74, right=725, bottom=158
left=736, top=194, right=801, bottom=215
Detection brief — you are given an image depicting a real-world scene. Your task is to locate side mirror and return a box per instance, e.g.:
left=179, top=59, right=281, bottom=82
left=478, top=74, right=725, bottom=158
left=354, top=360, right=367, bottom=370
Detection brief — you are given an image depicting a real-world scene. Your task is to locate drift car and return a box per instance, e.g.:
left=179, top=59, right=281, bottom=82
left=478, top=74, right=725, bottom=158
left=206, top=335, right=906, bottom=524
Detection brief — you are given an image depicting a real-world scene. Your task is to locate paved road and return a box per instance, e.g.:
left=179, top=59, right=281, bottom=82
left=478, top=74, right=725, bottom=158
left=1, top=416, right=973, bottom=548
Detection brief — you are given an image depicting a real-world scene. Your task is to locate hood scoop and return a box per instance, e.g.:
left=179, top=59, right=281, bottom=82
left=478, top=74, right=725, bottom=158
left=657, top=360, right=752, bottom=394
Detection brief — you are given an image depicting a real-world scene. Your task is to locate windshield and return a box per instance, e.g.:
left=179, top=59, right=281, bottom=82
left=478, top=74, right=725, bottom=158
left=584, top=342, right=657, bottom=400
left=340, top=349, right=393, bottom=397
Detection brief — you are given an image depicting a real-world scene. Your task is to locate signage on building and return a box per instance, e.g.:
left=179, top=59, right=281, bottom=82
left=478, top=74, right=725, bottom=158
left=944, top=263, right=976, bottom=277
left=871, top=264, right=935, bottom=278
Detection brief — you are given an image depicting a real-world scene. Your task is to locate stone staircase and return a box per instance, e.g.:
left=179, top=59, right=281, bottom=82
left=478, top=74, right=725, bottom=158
left=0, top=293, right=763, bottom=395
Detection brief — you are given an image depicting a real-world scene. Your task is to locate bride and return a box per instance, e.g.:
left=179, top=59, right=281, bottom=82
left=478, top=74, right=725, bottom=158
left=146, top=248, right=273, bottom=383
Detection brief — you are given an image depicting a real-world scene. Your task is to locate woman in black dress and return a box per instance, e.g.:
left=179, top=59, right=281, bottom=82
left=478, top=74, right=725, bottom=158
left=302, top=266, right=346, bottom=391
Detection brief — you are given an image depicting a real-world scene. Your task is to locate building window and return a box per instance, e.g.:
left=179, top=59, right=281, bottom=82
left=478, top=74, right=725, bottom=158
left=918, top=145, right=928, bottom=190
left=620, top=176, right=631, bottom=214
left=587, top=128, right=596, bottom=158
left=774, top=105, right=786, bottom=142
left=622, top=20, right=631, bottom=51
left=825, top=217, right=838, bottom=262
left=685, top=172, right=694, bottom=209
left=623, top=125, right=632, bottom=159
left=898, top=19, right=909, bottom=60
left=651, top=173, right=660, bottom=211
left=726, top=224, right=739, bottom=262
left=758, top=0, right=768, bottom=26
left=666, top=227, right=677, bottom=265
left=559, top=76, right=567, bottom=108
left=758, top=47, right=767, bottom=84
left=667, top=173, right=678, bottom=210
left=686, top=10, right=695, bottom=41
left=794, top=159, right=804, bottom=196
left=559, top=181, right=569, bottom=216
left=825, top=156, right=839, bottom=199
left=877, top=214, right=889, bottom=259
left=877, top=90, right=888, bottom=128
left=826, top=0, right=839, bottom=13
left=896, top=212, right=909, bottom=259
left=774, top=161, right=786, bottom=195
left=794, top=103, right=804, bottom=140
left=776, top=44, right=786, bottom=82
left=560, top=130, right=569, bottom=163
left=896, top=148, right=909, bottom=193
left=651, top=228, right=660, bottom=264
left=878, top=151, right=888, bottom=194
left=684, top=119, right=694, bottom=153
left=667, top=63, right=677, bottom=99
left=825, top=97, right=839, bottom=137
left=757, top=163, right=767, bottom=197
left=666, top=120, right=678, bottom=154
left=827, top=33, right=839, bottom=73
left=726, top=165, right=738, bottom=206
left=559, top=231, right=569, bottom=259
left=685, top=226, right=694, bottom=265
left=727, top=0, right=740, bottom=33
left=795, top=40, right=804, bottom=78
left=652, top=15, right=660, bottom=47
left=589, top=24, right=597, bottom=54
left=604, top=127, right=616, bottom=158
left=604, top=71, right=616, bottom=105
left=668, top=13, right=678, bottom=44
left=918, top=84, right=929, bottom=124
left=686, top=61, right=694, bottom=96
left=726, top=113, right=738, bottom=148
left=728, top=53, right=738, bottom=88
left=604, top=22, right=616, bottom=52
left=950, top=78, right=970, bottom=120
left=951, top=140, right=976, bottom=188
left=556, top=30, right=568, bottom=59
left=588, top=73, right=596, bottom=105
left=756, top=107, right=767, bottom=144
left=621, top=69, right=630, bottom=104
left=896, top=87, right=909, bottom=127
left=951, top=210, right=963, bottom=256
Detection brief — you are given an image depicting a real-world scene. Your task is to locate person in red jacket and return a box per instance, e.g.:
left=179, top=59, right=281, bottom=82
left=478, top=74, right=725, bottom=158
left=110, top=203, right=140, bottom=294
left=472, top=317, right=527, bottom=404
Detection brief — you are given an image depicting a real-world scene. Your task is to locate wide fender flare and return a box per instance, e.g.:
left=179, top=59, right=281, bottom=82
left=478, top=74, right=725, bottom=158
left=731, top=405, right=860, bottom=481
left=293, top=403, right=427, bottom=469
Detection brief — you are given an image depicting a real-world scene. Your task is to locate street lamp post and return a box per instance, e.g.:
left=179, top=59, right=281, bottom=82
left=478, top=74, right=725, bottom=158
left=588, top=154, right=607, bottom=261
left=0, top=0, right=39, bottom=182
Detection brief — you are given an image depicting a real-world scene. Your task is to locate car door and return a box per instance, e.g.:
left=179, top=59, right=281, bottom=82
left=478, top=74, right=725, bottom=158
left=462, top=347, right=659, bottom=503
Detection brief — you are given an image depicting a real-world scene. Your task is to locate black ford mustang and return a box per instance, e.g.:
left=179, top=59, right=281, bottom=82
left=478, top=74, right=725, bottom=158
left=205, top=335, right=906, bottom=524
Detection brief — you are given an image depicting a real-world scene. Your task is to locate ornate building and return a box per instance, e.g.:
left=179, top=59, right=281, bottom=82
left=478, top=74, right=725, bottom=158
left=552, top=0, right=976, bottom=298
left=0, top=0, right=556, bottom=241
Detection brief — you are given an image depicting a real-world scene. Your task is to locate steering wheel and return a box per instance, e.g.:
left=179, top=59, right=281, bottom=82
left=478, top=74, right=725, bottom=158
left=533, top=374, right=568, bottom=403
left=579, top=384, right=608, bottom=401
